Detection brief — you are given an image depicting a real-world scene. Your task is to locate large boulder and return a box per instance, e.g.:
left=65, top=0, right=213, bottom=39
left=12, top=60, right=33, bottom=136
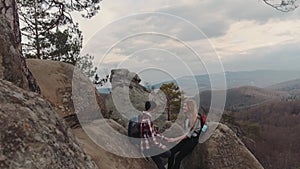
left=26, top=59, right=75, bottom=117
left=0, top=80, right=97, bottom=168
left=26, top=59, right=107, bottom=120
left=110, top=69, right=142, bottom=89
left=182, top=123, right=264, bottom=169
left=104, top=69, right=151, bottom=127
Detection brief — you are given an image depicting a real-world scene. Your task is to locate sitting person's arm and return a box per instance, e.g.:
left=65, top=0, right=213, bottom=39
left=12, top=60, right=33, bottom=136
left=153, top=126, right=169, bottom=141
left=144, top=118, right=166, bottom=149
left=169, top=117, right=202, bottom=142
left=171, top=135, right=187, bottom=142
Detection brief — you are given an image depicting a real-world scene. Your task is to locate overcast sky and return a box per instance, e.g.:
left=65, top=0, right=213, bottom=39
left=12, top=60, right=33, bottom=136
left=73, top=0, right=300, bottom=84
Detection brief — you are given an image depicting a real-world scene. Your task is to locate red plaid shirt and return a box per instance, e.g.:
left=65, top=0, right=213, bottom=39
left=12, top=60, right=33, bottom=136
left=140, top=111, right=166, bottom=151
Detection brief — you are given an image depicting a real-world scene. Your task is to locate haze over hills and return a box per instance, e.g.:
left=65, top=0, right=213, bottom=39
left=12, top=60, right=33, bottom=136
left=98, top=70, right=300, bottom=96
left=266, top=78, right=300, bottom=100
left=267, top=78, right=300, bottom=91
left=200, top=86, right=287, bottom=112
left=150, top=70, right=300, bottom=96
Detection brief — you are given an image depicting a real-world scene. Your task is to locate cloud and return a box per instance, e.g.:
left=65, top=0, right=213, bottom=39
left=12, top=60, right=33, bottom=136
left=222, top=41, right=300, bottom=72
left=212, top=19, right=300, bottom=59
left=157, top=3, right=231, bottom=39
left=74, top=0, right=174, bottom=44
left=76, top=0, right=300, bottom=80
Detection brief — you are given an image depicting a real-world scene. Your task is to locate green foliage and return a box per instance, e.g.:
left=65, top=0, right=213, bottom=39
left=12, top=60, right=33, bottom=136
left=17, top=0, right=101, bottom=64
left=46, top=24, right=82, bottom=64
left=76, top=54, right=97, bottom=78
left=160, top=82, right=183, bottom=121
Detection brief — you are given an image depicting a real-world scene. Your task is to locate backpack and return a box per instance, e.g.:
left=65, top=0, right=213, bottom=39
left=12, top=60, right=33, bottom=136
left=196, top=113, right=207, bottom=134
left=128, top=115, right=142, bottom=145
left=198, top=113, right=207, bottom=129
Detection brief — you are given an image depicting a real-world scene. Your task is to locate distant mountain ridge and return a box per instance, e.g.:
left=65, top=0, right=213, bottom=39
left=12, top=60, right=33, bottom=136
left=152, top=70, right=300, bottom=95
left=200, top=85, right=286, bottom=112
left=267, top=78, right=300, bottom=91
left=266, top=78, right=300, bottom=101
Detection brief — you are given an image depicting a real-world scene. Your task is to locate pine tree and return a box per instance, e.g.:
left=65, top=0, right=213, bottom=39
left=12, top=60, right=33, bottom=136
left=76, top=54, right=97, bottom=78
left=17, top=0, right=101, bottom=64
left=160, top=82, right=183, bottom=121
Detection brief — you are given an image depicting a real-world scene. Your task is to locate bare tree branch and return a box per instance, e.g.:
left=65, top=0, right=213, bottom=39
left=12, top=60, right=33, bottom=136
left=263, top=0, right=299, bottom=12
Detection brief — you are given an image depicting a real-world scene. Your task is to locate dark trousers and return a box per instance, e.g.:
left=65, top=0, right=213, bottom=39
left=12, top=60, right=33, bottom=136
left=143, top=147, right=172, bottom=169
left=168, top=137, right=198, bottom=169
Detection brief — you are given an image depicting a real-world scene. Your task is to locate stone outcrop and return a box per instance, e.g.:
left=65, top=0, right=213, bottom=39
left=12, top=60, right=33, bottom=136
left=0, top=80, right=97, bottom=168
left=104, top=69, right=151, bottom=127
left=182, top=123, right=264, bottom=169
left=110, top=69, right=142, bottom=89
left=26, top=59, right=75, bottom=117
left=0, top=2, right=40, bottom=93
left=26, top=59, right=107, bottom=121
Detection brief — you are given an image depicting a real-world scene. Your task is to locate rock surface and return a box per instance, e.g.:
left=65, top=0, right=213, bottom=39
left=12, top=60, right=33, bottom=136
left=26, top=59, right=107, bottom=120
left=104, top=69, right=151, bottom=127
left=182, top=123, right=264, bottom=169
left=0, top=80, right=98, bottom=169
left=26, top=59, right=75, bottom=117
left=73, top=119, right=157, bottom=169
left=110, top=69, right=142, bottom=89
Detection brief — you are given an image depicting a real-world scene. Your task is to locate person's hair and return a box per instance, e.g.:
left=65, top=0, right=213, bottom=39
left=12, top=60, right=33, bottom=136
left=145, top=101, right=156, bottom=111
left=185, top=99, right=198, bottom=116
left=185, top=99, right=199, bottom=128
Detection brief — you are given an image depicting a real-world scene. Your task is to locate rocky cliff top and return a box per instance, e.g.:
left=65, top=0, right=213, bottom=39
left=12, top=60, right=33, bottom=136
left=0, top=80, right=97, bottom=168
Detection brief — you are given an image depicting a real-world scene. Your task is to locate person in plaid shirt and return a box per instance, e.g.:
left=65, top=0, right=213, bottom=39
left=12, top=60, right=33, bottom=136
left=140, top=101, right=171, bottom=169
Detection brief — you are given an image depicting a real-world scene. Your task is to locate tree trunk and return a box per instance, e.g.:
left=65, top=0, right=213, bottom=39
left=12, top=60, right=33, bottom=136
left=34, top=1, right=41, bottom=59
left=1, top=0, right=21, bottom=49
left=0, top=0, right=40, bottom=93
left=167, top=100, right=170, bottom=121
